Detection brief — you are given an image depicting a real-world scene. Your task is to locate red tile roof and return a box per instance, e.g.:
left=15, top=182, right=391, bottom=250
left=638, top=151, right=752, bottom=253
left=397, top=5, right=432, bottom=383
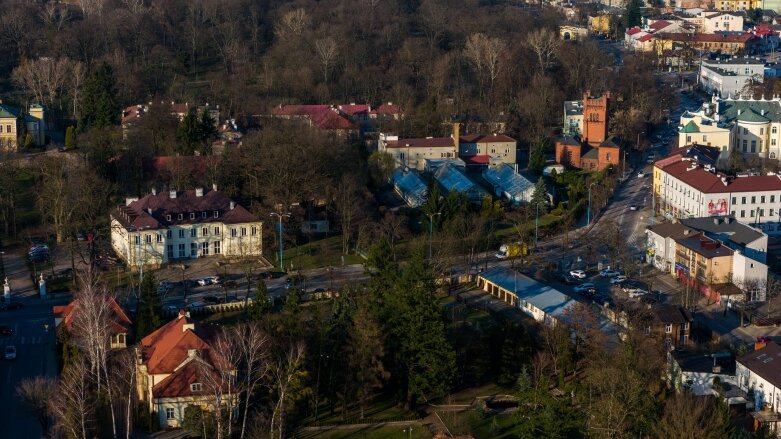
left=121, top=105, right=147, bottom=125
left=375, top=102, right=403, bottom=115
left=637, top=34, right=654, bottom=42
left=152, top=359, right=223, bottom=398
left=271, top=104, right=331, bottom=117
left=53, top=296, right=132, bottom=335
left=462, top=155, right=490, bottom=165
left=337, top=104, right=370, bottom=116
left=140, top=312, right=221, bottom=375
left=309, top=108, right=356, bottom=130
left=112, top=188, right=257, bottom=231
left=649, top=20, right=672, bottom=31
left=386, top=137, right=455, bottom=148
left=660, top=32, right=757, bottom=43
left=626, top=27, right=643, bottom=35
left=459, top=133, right=516, bottom=143
left=657, top=158, right=781, bottom=194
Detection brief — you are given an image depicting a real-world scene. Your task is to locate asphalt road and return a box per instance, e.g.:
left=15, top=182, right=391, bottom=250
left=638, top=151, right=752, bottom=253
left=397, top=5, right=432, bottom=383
left=0, top=299, right=60, bottom=439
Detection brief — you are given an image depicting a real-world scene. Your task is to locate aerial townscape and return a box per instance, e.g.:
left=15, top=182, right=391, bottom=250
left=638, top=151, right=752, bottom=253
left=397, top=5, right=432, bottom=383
left=10, top=1, right=781, bottom=439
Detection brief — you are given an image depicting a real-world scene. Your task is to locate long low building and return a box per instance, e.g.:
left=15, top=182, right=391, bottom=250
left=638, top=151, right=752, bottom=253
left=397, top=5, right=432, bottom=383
left=477, top=267, right=576, bottom=326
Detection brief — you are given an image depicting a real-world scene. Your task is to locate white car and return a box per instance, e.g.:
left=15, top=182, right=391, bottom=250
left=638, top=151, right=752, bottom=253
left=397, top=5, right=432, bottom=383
left=599, top=269, right=621, bottom=278
left=628, top=289, right=648, bottom=298
left=569, top=270, right=587, bottom=279
left=4, top=345, right=16, bottom=360
left=637, top=172, right=645, bottom=178
left=629, top=205, right=638, bottom=211
left=610, top=275, right=628, bottom=284
left=574, top=283, right=596, bottom=293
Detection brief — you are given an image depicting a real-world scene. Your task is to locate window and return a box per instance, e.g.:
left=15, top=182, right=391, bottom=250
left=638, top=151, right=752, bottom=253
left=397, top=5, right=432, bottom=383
left=744, top=128, right=749, bottom=135
left=135, top=235, right=140, bottom=245
left=774, top=139, right=777, bottom=146
left=752, top=196, right=756, bottom=204
left=760, top=209, right=765, bottom=217
left=201, top=241, right=209, bottom=256
left=166, top=408, right=175, bottom=420
left=703, top=135, right=708, bottom=142
left=179, top=244, right=186, bottom=258
left=742, top=197, right=747, bottom=204
left=241, top=227, right=247, bottom=236
left=251, top=226, right=258, bottom=236
left=762, top=196, right=766, bottom=203
left=743, top=140, right=748, bottom=151
left=771, top=209, right=776, bottom=217
left=761, top=127, right=765, bottom=135
left=191, top=383, right=202, bottom=392
left=751, top=140, right=757, bottom=153
left=606, top=153, right=612, bottom=161
left=167, top=245, right=173, bottom=258
left=145, top=234, right=152, bottom=243
left=5, top=125, right=10, bottom=133
left=166, top=230, right=172, bottom=239
left=178, top=213, right=183, bottom=220
left=190, top=243, right=197, bottom=257
left=190, top=212, right=196, bottom=220
left=202, top=227, right=208, bottom=237
left=202, top=211, right=207, bottom=219
left=213, top=227, right=220, bottom=235
left=733, top=197, right=737, bottom=205
left=741, top=210, right=746, bottom=218
left=214, top=241, right=221, bottom=254
left=214, top=211, right=219, bottom=218
left=773, top=126, right=778, bottom=134
left=166, top=214, right=172, bottom=222
left=773, top=196, right=776, bottom=203
left=191, top=229, right=197, bottom=237
left=231, top=228, right=237, bottom=237
left=156, top=234, right=163, bottom=243
left=179, top=229, right=185, bottom=238
left=665, top=324, right=673, bottom=334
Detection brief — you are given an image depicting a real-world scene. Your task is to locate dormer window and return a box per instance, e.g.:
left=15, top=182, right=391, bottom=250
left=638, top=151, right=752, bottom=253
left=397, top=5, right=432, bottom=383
left=190, top=383, right=202, bottom=392
left=166, top=215, right=172, bottom=222
left=190, top=212, right=196, bottom=220
left=202, top=211, right=207, bottom=219
left=214, top=211, right=219, bottom=218
left=178, top=213, right=183, bottom=220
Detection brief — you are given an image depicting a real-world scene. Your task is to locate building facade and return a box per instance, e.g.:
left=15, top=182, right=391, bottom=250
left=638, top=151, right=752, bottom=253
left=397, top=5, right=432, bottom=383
left=111, top=187, right=262, bottom=270
left=699, top=58, right=764, bottom=98
left=555, top=91, right=622, bottom=171
left=736, top=341, right=781, bottom=435
left=0, top=101, right=46, bottom=150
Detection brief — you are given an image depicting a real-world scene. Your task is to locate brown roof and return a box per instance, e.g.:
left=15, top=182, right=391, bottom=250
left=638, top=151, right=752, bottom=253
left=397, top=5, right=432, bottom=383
left=385, top=137, right=455, bottom=148
left=459, top=133, right=516, bottom=143
left=647, top=222, right=696, bottom=240
left=651, top=304, right=693, bottom=324
left=140, top=312, right=222, bottom=375
left=649, top=20, right=672, bottom=30
left=738, top=342, right=781, bottom=389
left=112, top=188, right=257, bottom=231
left=152, top=359, right=222, bottom=398
left=375, top=102, right=403, bottom=115
left=53, top=296, right=132, bottom=335
left=271, top=104, right=357, bottom=130
left=676, top=232, right=734, bottom=258
left=657, top=158, right=781, bottom=194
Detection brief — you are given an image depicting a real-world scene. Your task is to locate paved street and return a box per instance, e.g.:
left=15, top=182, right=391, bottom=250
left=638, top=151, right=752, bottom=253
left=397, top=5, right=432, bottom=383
left=0, top=299, right=60, bottom=439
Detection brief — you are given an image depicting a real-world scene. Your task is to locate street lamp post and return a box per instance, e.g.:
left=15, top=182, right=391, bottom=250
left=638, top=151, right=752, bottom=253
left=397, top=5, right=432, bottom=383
left=587, top=182, right=597, bottom=225
left=270, top=211, right=291, bottom=272
left=535, top=201, right=545, bottom=249
left=425, top=212, right=441, bottom=259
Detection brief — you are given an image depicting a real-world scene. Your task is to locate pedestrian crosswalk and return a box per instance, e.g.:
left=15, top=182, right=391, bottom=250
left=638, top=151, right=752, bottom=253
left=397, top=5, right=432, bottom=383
left=0, top=336, right=47, bottom=346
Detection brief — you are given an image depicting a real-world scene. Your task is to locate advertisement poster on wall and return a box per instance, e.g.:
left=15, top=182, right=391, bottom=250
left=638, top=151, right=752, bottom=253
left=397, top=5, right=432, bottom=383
left=708, top=199, right=728, bottom=215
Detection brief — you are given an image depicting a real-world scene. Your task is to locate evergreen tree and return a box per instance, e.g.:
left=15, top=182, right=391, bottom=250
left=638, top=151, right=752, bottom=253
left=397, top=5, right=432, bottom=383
left=176, top=108, right=202, bottom=154
left=64, top=126, right=75, bottom=150
left=81, top=62, right=119, bottom=129
left=247, top=280, right=272, bottom=320
left=135, top=273, right=162, bottom=339
left=625, top=0, right=642, bottom=28
left=199, top=108, right=217, bottom=146
left=529, top=142, right=545, bottom=175
left=283, top=287, right=300, bottom=314
left=531, top=178, right=549, bottom=213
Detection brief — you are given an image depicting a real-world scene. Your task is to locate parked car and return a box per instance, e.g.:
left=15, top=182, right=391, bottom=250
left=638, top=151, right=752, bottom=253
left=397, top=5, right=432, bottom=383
left=628, top=289, right=648, bottom=298
left=610, top=275, right=628, bottom=284
left=592, top=294, right=614, bottom=307
left=5, top=345, right=16, bottom=360
left=574, top=283, right=596, bottom=294
left=187, top=301, right=204, bottom=311
left=629, top=205, right=638, bottom=211
left=225, top=296, right=241, bottom=303
left=637, top=172, right=645, bottom=178
left=202, top=296, right=221, bottom=304
left=260, top=271, right=286, bottom=280
left=569, top=270, right=587, bottom=279
left=580, top=287, right=598, bottom=297
left=599, top=269, right=621, bottom=278
left=0, top=325, right=13, bottom=335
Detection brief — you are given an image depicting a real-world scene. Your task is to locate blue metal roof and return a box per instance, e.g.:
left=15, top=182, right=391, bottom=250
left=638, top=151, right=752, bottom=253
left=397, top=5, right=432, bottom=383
left=478, top=266, right=576, bottom=319
left=433, top=163, right=488, bottom=201
left=482, top=164, right=534, bottom=204
left=392, top=169, right=428, bottom=208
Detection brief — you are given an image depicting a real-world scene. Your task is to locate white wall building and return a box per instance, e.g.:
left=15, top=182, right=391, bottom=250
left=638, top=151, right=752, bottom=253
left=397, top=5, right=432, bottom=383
left=111, top=187, right=262, bottom=270
left=699, top=58, right=764, bottom=98
left=736, top=342, right=781, bottom=434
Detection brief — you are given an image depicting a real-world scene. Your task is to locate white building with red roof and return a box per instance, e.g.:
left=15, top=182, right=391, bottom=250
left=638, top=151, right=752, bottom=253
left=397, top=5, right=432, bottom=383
left=136, top=310, right=236, bottom=428
left=654, top=150, right=781, bottom=235
left=110, top=187, right=262, bottom=270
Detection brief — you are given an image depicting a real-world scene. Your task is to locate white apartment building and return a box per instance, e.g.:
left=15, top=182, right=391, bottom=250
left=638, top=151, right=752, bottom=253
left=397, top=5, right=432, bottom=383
left=699, top=58, right=764, bottom=98
left=654, top=153, right=781, bottom=235
left=678, top=96, right=781, bottom=160
left=736, top=341, right=781, bottom=434
left=110, top=187, right=262, bottom=270
left=687, top=11, right=744, bottom=33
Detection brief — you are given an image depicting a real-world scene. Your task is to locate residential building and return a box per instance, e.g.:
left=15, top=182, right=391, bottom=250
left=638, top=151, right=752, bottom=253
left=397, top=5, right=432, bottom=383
left=668, top=350, right=737, bottom=395
left=433, top=163, right=488, bottom=204
left=648, top=304, right=694, bottom=349
left=54, top=296, right=133, bottom=349
left=699, top=57, right=764, bottom=98
left=110, top=187, right=262, bottom=270
left=482, top=163, right=535, bottom=205
left=0, top=101, right=46, bottom=150
left=736, top=341, right=781, bottom=434
left=559, top=24, right=588, bottom=41
left=677, top=116, right=732, bottom=154
left=680, top=215, right=768, bottom=263
left=691, top=11, right=745, bottom=33
left=122, top=101, right=220, bottom=128
left=625, top=27, right=657, bottom=52
left=136, top=310, right=236, bottom=428
left=270, top=104, right=358, bottom=137
left=588, top=14, right=612, bottom=34
left=477, top=266, right=576, bottom=327
left=655, top=32, right=760, bottom=55
left=715, top=0, right=762, bottom=11
left=555, top=91, right=623, bottom=172
left=653, top=151, right=781, bottom=235
left=378, top=124, right=516, bottom=170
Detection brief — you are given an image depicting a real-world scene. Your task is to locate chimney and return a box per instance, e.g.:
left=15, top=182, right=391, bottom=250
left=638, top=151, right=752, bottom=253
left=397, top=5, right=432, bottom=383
left=177, top=309, right=188, bottom=318
left=452, top=122, right=460, bottom=155
left=212, top=183, right=218, bottom=192
left=169, top=190, right=177, bottom=199
left=195, top=188, right=203, bottom=197
left=151, top=188, right=157, bottom=196
left=738, top=109, right=742, bottom=115
left=125, top=197, right=138, bottom=206
left=187, top=348, right=198, bottom=358
left=230, top=201, right=235, bottom=210
left=684, top=229, right=690, bottom=235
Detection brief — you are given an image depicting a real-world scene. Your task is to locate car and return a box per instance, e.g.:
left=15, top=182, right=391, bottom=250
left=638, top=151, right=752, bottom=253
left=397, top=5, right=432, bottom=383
left=202, top=296, right=221, bottom=304
left=2, top=302, right=23, bottom=311
left=165, top=305, right=182, bottom=313
left=637, top=172, right=645, bottom=178
left=629, top=205, right=638, bottom=211
left=628, top=289, right=648, bottom=298
left=0, top=325, right=13, bottom=335
left=610, top=275, right=628, bottom=284
left=574, top=283, right=596, bottom=294
left=580, top=287, right=598, bottom=297
left=599, top=269, right=621, bottom=278
left=5, top=345, right=16, bottom=360
left=225, top=296, right=241, bottom=303
left=569, top=270, right=587, bottom=279
left=203, top=276, right=220, bottom=285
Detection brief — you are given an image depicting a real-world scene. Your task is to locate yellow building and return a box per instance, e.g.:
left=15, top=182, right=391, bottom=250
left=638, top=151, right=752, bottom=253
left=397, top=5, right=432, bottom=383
left=0, top=101, right=46, bottom=151
left=588, top=14, right=612, bottom=34
left=715, top=0, right=761, bottom=11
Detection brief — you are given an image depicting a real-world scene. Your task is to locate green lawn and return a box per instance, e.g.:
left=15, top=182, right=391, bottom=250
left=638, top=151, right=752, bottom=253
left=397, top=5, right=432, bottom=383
left=295, top=423, right=431, bottom=439
left=301, top=393, right=419, bottom=427
left=280, top=236, right=365, bottom=270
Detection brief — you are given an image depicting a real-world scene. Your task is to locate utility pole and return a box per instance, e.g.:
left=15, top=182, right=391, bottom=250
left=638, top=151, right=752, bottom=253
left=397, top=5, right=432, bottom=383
left=425, top=212, right=441, bottom=260
left=270, top=211, right=291, bottom=272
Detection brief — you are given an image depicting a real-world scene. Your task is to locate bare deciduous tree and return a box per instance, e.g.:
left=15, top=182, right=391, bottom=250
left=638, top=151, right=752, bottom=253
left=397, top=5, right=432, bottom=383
left=276, top=8, right=309, bottom=41
left=463, top=33, right=505, bottom=92
left=17, top=376, right=57, bottom=435
left=525, top=28, right=560, bottom=73
left=270, top=342, right=306, bottom=439
left=314, top=37, right=339, bottom=84
left=12, top=57, right=80, bottom=110
left=50, top=358, right=93, bottom=439
left=235, top=323, right=270, bottom=439
left=199, top=329, right=241, bottom=439
left=110, top=349, right=137, bottom=439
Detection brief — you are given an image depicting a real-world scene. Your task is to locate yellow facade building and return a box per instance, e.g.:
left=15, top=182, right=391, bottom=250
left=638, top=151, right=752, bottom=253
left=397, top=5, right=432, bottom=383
left=715, top=0, right=761, bottom=11
left=0, top=101, right=46, bottom=151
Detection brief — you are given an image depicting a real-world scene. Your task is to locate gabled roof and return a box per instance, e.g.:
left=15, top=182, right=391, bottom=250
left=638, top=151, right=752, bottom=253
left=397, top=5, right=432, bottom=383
left=651, top=304, right=693, bottom=324
left=626, top=26, right=643, bottom=35
left=375, top=102, right=403, bottom=115
left=53, top=296, right=132, bottom=335
left=152, top=359, right=222, bottom=398
left=680, top=216, right=765, bottom=247
left=140, top=312, right=222, bottom=375
left=459, top=133, right=516, bottom=144
left=0, top=103, right=21, bottom=119
left=647, top=222, right=697, bottom=240
left=649, top=20, right=672, bottom=31
left=392, top=169, right=428, bottom=207
left=386, top=137, right=454, bottom=148
left=637, top=34, right=654, bottom=42
left=656, top=157, right=781, bottom=194
left=681, top=120, right=700, bottom=133
left=738, top=342, right=781, bottom=390
left=434, top=163, right=487, bottom=197
left=483, top=163, right=534, bottom=201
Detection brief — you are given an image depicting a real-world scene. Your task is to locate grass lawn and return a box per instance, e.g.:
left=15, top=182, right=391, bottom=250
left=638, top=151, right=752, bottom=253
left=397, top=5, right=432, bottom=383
left=296, top=422, right=431, bottom=439
left=301, top=393, right=420, bottom=427
left=279, top=236, right=365, bottom=270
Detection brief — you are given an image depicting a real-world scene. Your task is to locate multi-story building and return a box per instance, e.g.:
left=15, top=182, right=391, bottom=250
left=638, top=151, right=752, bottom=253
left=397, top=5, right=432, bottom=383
left=690, top=11, right=744, bottom=33
left=736, top=341, right=781, bottom=435
left=378, top=124, right=516, bottom=170
left=699, top=57, right=764, bottom=98
left=555, top=91, right=622, bottom=171
left=715, top=0, right=762, bottom=11
left=0, top=101, right=46, bottom=150
left=655, top=32, right=760, bottom=55
left=110, top=187, right=262, bottom=270
left=653, top=152, right=781, bottom=235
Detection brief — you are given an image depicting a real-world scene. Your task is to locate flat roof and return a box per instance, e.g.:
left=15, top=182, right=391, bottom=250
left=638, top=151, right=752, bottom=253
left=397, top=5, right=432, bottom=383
left=478, top=267, right=576, bottom=319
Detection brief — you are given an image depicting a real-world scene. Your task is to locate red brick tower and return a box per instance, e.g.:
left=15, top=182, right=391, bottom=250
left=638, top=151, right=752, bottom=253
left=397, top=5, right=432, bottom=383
left=581, top=91, right=610, bottom=145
